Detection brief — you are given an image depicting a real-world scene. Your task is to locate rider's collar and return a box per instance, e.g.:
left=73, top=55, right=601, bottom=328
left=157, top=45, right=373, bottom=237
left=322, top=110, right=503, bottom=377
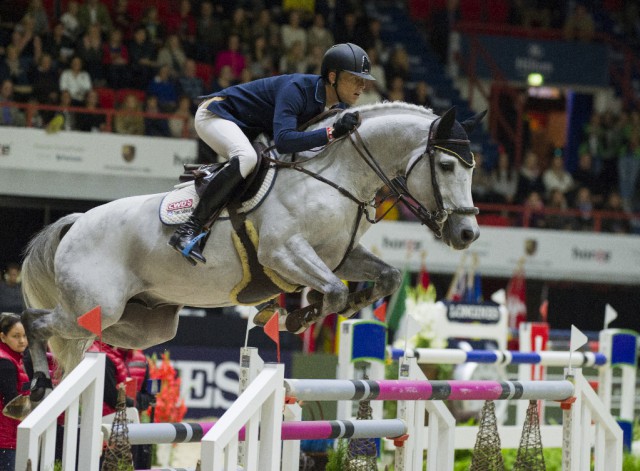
left=316, top=77, right=327, bottom=105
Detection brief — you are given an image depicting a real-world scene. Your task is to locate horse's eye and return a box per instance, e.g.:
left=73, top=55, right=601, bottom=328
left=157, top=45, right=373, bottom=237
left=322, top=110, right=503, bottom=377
left=439, top=161, right=454, bottom=172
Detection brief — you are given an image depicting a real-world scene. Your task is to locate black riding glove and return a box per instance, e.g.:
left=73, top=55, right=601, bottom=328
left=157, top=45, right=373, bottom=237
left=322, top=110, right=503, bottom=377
left=332, top=112, right=359, bottom=139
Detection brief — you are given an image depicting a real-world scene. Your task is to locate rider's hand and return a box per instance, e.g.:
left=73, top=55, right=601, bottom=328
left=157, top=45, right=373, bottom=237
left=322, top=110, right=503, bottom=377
left=331, top=112, right=359, bottom=139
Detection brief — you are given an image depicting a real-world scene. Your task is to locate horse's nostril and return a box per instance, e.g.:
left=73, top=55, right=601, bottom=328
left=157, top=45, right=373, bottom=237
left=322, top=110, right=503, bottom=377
left=461, top=228, right=478, bottom=243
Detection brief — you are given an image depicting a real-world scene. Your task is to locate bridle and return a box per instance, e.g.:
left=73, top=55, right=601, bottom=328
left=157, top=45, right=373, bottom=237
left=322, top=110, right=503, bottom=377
left=347, top=114, right=479, bottom=238
left=260, top=112, right=479, bottom=270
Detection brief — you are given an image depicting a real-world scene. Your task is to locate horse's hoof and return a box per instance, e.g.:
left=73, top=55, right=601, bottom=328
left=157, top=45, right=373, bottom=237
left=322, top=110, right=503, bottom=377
left=3, top=395, right=33, bottom=420
left=285, top=303, right=324, bottom=334
left=30, top=372, right=53, bottom=402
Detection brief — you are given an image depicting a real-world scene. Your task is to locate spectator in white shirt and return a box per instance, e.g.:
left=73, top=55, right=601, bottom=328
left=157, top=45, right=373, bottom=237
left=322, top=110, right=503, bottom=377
left=543, top=153, right=574, bottom=197
left=59, top=55, right=92, bottom=105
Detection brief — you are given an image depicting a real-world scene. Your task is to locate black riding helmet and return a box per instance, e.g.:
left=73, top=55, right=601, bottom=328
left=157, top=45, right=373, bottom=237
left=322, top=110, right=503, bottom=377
left=321, top=43, right=376, bottom=81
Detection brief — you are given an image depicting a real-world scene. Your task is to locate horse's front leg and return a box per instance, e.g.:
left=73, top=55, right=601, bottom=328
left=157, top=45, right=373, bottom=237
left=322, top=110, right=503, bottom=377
left=258, top=234, right=349, bottom=333
left=332, top=244, right=402, bottom=317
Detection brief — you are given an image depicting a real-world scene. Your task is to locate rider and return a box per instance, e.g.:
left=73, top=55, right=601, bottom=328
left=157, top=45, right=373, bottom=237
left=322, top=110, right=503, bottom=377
left=169, top=43, right=375, bottom=264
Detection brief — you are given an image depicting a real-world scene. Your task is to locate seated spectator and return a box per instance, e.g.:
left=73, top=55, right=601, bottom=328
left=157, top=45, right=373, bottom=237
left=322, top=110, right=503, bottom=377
left=279, top=40, right=307, bottom=75
left=251, top=9, right=280, bottom=52
left=29, top=53, right=58, bottom=104
left=213, top=34, right=246, bottom=81
left=112, top=0, right=134, bottom=42
left=618, top=112, right=640, bottom=211
left=307, top=13, right=334, bottom=55
left=78, top=0, right=112, bottom=36
left=196, top=1, right=225, bottom=63
left=601, top=191, right=631, bottom=234
left=572, top=186, right=595, bottom=231
left=166, top=0, right=197, bottom=58
left=572, top=151, right=604, bottom=206
left=45, top=90, right=76, bottom=132
left=280, top=10, right=307, bottom=55
left=26, top=0, right=50, bottom=36
left=114, top=92, right=144, bottom=135
left=361, top=18, right=389, bottom=64
left=488, top=147, right=518, bottom=204
left=146, top=64, right=178, bottom=112
left=334, top=10, right=364, bottom=45
left=366, top=47, right=387, bottom=96
left=224, top=7, right=252, bottom=49
left=543, top=152, right=574, bottom=197
left=521, top=190, right=546, bottom=229
left=76, top=88, right=105, bottom=132
left=59, top=56, right=92, bottom=106
left=0, top=263, right=24, bottom=314
left=409, top=81, right=433, bottom=109
left=248, top=35, right=276, bottom=80
left=385, top=45, right=410, bottom=84
left=140, top=6, right=165, bottom=48
left=59, top=1, right=81, bottom=43
left=169, top=95, right=196, bottom=138
left=42, top=23, right=75, bottom=68
left=210, top=65, right=235, bottom=94
left=103, top=29, right=130, bottom=89
left=386, top=76, right=406, bottom=102
left=471, top=151, right=492, bottom=203
left=0, top=80, right=26, bottom=126
left=157, top=34, right=188, bottom=78
left=305, top=44, right=324, bottom=76
left=0, top=45, right=32, bottom=99
left=13, top=14, right=43, bottom=65
left=358, top=79, right=383, bottom=105
left=545, top=189, right=574, bottom=231
left=128, top=27, right=157, bottom=90
left=177, top=59, right=204, bottom=109
left=563, top=4, right=595, bottom=42
left=76, top=24, right=104, bottom=83
left=143, top=95, right=170, bottom=137
left=514, top=150, right=545, bottom=204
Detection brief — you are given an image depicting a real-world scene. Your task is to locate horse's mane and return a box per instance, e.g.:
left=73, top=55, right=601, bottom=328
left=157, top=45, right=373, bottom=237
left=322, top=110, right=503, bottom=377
left=309, top=101, right=439, bottom=131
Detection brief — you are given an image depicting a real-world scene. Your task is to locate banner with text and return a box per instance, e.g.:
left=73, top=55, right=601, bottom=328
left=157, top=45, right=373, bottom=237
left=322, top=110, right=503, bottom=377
left=460, top=34, right=608, bottom=86
left=360, top=221, right=640, bottom=284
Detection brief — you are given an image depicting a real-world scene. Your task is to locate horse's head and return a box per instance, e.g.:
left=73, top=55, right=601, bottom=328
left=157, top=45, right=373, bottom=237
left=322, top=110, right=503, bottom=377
left=403, top=107, right=483, bottom=249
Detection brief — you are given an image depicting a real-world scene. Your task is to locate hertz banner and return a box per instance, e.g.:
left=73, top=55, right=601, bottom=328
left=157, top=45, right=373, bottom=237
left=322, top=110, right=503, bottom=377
left=460, top=34, right=609, bottom=86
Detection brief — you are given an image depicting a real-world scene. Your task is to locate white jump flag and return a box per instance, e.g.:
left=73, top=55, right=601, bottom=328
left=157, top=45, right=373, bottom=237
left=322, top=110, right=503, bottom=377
left=569, top=325, right=588, bottom=375
left=604, top=304, right=618, bottom=329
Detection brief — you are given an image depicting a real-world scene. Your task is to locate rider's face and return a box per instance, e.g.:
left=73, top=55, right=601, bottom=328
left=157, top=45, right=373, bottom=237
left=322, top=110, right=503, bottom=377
left=336, top=73, right=366, bottom=106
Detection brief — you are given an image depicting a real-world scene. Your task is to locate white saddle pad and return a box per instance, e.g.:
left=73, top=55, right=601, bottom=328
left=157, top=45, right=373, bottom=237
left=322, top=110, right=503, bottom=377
left=159, top=165, right=276, bottom=226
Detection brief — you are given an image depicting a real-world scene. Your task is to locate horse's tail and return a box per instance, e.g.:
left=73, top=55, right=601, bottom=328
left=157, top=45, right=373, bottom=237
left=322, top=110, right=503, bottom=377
left=22, top=213, right=86, bottom=378
left=22, top=213, right=81, bottom=309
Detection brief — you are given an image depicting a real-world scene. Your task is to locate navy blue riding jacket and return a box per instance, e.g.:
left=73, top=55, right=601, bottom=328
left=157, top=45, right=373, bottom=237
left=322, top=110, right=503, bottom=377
left=202, top=74, right=332, bottom=154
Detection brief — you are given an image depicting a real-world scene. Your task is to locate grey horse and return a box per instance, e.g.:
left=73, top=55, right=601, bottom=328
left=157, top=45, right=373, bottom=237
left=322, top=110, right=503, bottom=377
left=18, top=102, right=482, bottom=406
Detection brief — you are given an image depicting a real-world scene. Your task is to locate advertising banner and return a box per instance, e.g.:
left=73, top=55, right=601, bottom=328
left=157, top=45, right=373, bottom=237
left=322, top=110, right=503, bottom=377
left=460, top=34, right=609, bottom=86
left=360, top=221, right=640, bottom=284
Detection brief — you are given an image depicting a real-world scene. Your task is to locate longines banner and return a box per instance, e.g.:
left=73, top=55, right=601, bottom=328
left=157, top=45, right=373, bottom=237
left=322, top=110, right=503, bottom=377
left=460, top=34, right=608, bottom=86
left=360, top=221, right=640, bottom=285
left=0, top=127, right=197, bottom=200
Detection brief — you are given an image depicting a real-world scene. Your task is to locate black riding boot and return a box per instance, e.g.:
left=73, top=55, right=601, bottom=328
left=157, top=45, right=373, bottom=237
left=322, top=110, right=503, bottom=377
left=169, top=158, right=244, bottom=264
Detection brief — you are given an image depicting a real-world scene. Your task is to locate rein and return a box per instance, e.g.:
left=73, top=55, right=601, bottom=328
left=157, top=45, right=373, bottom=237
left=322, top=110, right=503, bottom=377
left=259, top=112, right=479, bottom=268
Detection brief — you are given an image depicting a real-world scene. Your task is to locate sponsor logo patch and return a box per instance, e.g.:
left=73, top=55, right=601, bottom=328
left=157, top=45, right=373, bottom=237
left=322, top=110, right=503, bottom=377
left=167, top=199, right=193, bottom=211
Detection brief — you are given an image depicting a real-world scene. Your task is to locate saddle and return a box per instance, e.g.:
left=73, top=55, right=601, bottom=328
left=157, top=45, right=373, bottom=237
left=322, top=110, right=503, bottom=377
left=159, top=142, right=276, bottom=227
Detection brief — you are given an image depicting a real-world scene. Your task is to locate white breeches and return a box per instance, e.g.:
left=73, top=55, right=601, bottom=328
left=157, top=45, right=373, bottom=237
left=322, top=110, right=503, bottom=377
left=194, top=106, right=258, bottom=178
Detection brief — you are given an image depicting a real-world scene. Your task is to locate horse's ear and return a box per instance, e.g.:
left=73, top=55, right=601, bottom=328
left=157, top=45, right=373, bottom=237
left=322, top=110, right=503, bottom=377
left=460, top=110, right=488, bottom=134
left=434, top=107, right=457, bottom=139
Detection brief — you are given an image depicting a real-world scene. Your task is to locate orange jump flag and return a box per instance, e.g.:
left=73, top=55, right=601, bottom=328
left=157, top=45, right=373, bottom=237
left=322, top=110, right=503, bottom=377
left=78, top=306, right=102, bottom=338
left=264, top=311, right=281, bottom=363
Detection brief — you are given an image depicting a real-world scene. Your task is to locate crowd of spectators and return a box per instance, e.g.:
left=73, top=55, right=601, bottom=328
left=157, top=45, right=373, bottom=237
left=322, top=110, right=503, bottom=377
left=0, top=0, right=446, bottom=138
left=0, top=0, right=637, bottom=235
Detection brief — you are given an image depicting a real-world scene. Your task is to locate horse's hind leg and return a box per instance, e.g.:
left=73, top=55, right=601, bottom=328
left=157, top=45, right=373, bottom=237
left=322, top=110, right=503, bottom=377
left=22, top=307, right=94, bottom=401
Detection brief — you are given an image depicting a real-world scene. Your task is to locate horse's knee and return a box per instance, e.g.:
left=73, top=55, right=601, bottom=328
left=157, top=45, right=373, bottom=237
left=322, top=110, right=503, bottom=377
left=323, top=283, right=349, bottom=312
left=380, top=266, right=402, bottom=294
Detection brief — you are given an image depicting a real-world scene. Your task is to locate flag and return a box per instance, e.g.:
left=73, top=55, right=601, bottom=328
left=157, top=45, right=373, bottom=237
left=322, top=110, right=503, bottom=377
left=373, top=298, right=387, bottom=322
left=604, top=304, right=618, bottom=329
left=570, top=325, right=588, bottom=352
left=506, top=266, right=527, bottom=330
left=78, top=306, right=102, bottom=338
left=418, top=256, right=430, bottom=291
left=387, top=268, right=410, bottom=332
left=539, top=300, right=548, bottom=323
left=264, top=312, right=280, bottom=363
